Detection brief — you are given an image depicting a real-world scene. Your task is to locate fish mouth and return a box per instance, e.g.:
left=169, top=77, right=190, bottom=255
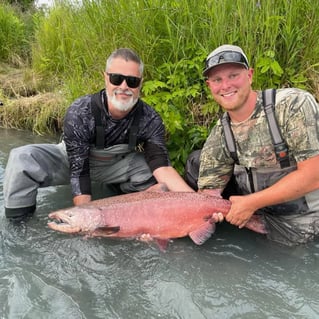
left=48, top=212, right=81, bottom=233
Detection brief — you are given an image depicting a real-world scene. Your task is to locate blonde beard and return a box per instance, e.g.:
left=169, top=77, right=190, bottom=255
left=107, top=90, right=138, bottom=112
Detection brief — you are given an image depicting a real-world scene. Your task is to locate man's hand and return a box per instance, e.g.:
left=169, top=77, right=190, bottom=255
left=226, top=195, right=256, bottom=228
left=73, top=194, right=92, bottom=206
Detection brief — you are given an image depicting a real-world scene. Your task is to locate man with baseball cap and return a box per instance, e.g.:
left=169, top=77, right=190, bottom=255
left=186, top=44, right=319, bottom=246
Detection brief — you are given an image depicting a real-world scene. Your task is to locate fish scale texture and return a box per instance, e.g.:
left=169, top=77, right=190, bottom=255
left=48, top=191, right=231, bottom=239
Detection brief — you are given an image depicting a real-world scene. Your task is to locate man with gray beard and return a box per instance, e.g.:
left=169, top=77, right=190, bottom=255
left=4, top=48, right=193, bottom=220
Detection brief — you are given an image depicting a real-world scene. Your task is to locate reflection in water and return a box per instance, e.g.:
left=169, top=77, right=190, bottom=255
left=1, top=128, right=319, bottom=319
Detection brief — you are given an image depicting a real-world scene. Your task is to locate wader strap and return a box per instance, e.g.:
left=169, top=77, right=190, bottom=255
left=128, top=105, right=141, bottom=151
left=91, top=91, right=105, bottom=149
left=221, top=113, right=239, bottom=164
left=221, top=89, right=290, bottom=168
left=262, top=89, right=290, bottom=168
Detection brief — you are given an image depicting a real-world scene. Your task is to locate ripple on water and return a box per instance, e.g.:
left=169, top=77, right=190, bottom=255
left=0, top=267, right=86, bottom=319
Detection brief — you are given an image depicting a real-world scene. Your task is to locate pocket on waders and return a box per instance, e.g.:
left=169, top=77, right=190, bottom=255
left=90, top=144, right=131, bottom=166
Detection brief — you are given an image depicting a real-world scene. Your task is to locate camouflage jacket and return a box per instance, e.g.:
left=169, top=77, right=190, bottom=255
left=198, top=88, right=319, bottom=190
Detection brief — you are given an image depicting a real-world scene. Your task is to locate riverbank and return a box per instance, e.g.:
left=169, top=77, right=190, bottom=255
left=0, top=63, right=66, bottom=135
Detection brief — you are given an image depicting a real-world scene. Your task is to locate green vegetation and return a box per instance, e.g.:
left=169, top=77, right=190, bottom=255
left=1, top=0, right=319, bottom=172
left=0, top=3, right=27, bottom=63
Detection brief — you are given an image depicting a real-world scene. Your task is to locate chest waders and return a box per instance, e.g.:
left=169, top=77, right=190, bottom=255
left=88, top=91, right=156, bottom=193
left=221, top=89, right=308, bottom=215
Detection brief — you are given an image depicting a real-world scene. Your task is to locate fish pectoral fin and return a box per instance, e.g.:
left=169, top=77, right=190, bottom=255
left=189, top=222, right=216, bottom=245
left=94, top=226, right=120, bottom=235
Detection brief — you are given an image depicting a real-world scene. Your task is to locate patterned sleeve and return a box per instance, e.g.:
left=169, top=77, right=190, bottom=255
left=63, top=95, right=94, bottom=196
left=276, top=88, right=319, bottom=162
left=198, top=122, right=235, bottom=190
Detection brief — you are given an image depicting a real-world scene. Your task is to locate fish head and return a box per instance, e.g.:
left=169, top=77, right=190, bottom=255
left=47, top=205, right=103, bottom=234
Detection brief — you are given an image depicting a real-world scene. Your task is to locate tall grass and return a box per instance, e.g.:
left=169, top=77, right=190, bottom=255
left=2, top=0, right=319, bottom=171
left=31, top=0, right=319, bottom=93
left=0, top=3, right=28, bottom=64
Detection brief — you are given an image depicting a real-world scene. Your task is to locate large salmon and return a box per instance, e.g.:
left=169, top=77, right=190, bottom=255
left=48, top=187, right=267, bottom=249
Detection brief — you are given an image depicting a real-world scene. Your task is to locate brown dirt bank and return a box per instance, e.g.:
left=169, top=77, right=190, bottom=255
left=0, top=63, right=66, bottom=134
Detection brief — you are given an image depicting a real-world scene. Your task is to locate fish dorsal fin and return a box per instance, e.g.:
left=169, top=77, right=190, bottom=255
left=189, top=222, right=216, bottom=245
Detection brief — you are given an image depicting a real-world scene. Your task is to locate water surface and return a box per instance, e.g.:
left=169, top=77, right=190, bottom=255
left=1, top=128, right=319, bottom=319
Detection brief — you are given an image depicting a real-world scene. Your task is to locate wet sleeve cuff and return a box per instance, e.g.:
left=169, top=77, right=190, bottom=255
left=71, top=176, right=92, bottom=196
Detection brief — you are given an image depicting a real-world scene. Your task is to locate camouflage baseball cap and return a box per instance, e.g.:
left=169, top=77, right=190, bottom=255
left=203, top=44, right=249, bottom=76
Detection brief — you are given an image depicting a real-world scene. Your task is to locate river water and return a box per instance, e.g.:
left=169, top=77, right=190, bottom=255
left=0, top=127, right=319, bottom=319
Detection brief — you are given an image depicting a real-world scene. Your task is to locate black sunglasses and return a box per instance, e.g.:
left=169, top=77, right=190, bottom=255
left=107, top=73, right=142, bottom=88
left=205, top=51, right=249, bottom=73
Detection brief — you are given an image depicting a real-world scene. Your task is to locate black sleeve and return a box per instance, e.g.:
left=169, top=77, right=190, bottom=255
left=144, top=141, right=170, bottom=172
left=63, top=94, right=94, bottom=196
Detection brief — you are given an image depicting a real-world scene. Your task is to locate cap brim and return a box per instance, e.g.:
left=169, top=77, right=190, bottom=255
left=203, top=61, right=248, bottom=76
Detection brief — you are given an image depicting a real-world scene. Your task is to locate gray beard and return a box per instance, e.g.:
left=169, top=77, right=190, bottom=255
left=107, top=90, right=138, bottom=112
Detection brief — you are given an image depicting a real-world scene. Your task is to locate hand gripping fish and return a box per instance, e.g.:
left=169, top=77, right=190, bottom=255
left=48, top=185, right=267, bottom=250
